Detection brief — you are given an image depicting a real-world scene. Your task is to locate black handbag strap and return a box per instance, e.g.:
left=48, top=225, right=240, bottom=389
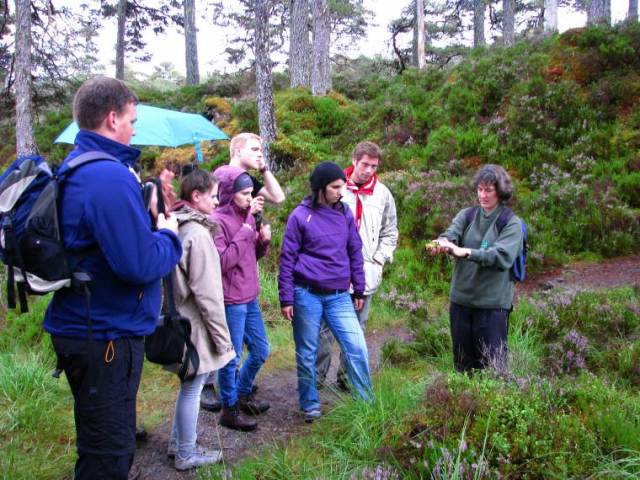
left=164, top=274, right=200, bottom=381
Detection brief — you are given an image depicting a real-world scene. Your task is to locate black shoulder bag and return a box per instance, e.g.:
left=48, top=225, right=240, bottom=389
left=145, top=275, right=200, bottom=382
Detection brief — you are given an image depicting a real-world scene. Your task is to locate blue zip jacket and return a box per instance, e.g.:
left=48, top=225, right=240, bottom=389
left=44, top=130, right=182, bottom=340
left=278, top=197, right=364, bottom=307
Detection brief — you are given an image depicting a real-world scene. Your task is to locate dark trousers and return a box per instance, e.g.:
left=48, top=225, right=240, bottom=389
left=51, top=335, right=144, bottom=480
left=449, top=302, right=509, bottom=373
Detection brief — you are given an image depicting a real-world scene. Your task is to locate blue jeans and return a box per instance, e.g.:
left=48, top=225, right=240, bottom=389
left=292, top=286, right=373, bottom=411
left=170, top=372, right=208, bottom=458
left=218, top=299, right=270, bottom=407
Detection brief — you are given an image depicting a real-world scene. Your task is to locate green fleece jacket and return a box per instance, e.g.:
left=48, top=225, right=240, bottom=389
left=440, top=205, right=523, bottom=309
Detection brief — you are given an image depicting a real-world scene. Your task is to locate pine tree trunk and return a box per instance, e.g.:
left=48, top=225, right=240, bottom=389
left=184, top=0, right=199, bottom=85
left=255, top=0, right=277, bottom=170
left=587, top=0, right=611, bottom=25
left=544, top=0, right=558, bottom=34
left=473, top=0, right=486, bottom=47
left=629, top=0, right=638, bottom=22
left=503, top=0, right=515, bottom=46
left=15, top=0, right=36, bottom=156
left=290, top=0, right=310, bottom=88
left=115, top=0, right=126, bottom=80
left=416, top=0, right=426, bottom=69
left=311, top=0, right=331, bottom=96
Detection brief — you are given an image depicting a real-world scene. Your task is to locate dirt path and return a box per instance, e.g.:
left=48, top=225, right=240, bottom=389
left=132, top=255, right=639, bottom=479
left=132, top=323, right=413, bottom=480
left=515, top=255, right=640, bottom=300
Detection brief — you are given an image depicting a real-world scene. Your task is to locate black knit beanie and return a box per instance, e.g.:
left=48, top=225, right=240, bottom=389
left=309, top=161, right=346, bottom=191
left=233, top=172, right=254, bottom=193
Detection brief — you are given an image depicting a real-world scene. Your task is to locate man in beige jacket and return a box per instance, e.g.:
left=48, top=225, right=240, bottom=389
left=317, top=141, right=398, bottom=390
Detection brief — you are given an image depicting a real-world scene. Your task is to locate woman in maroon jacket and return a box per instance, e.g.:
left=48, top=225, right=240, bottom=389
left=212, top=165, right=271, bottom=432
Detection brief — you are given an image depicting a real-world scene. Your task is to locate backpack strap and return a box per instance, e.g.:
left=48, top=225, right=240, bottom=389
left=65, top=151, right=119, bottom=171
left=494, top=207, right=515, bottom=235
left=464, top=205, right=480, bottom=226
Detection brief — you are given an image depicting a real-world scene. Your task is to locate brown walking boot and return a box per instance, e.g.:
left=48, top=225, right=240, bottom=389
left=219, top=404, right=257, bottom=432
left=238, top=394, right=270, bottom=415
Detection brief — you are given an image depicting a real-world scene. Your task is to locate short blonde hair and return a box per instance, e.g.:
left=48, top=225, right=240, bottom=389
left=229, top=132, right=261, bottom=159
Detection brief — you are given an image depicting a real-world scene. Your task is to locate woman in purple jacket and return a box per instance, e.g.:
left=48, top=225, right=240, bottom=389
left=212, top=165, right=271, bottom=432
left=279, top=161, right=373, bottom=423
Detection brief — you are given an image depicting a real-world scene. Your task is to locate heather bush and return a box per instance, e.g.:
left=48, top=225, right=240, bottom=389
left=524, top=287, right=640, bottom=384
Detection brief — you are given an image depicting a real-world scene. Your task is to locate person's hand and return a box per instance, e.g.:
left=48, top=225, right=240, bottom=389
left=256, top=157, right=269, bottom=174
left=259, top=223, right=271, bottom=242
left=448, top=245, right=471, bottom=259
left=281, top=306, right=294, bottom=322
left=250, top=195, right=265, bottom=215
left=426, top=238, right=449, bottom=255
left=157, top=212, right=178, bottom=234
left=354, top=298, right=364, bottom=311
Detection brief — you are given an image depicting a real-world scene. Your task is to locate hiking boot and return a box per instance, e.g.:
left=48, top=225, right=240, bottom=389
left=238, top=394, right=270, bottom=415
left=135, top=426, right=148, bottom=442
left=200, top=385, right=222, bottom=413
left=174, top=449, right=223, bottom=471
left=336, top=375, right=350, bottom=392
left=303, top=408, right=322, bottom=423
left=219, top=404, right=257, bottom=432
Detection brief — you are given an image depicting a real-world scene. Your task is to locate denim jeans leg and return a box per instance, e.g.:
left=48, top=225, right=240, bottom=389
left=237, top=299, right=270, bottom=397
left=218, top=303, right=247, bottom=407
left=292, top=287, right=324, bottom=412
left=337, top=295, right=371, bottom=382
left=324, top=292, right=373, bottom=402
left=173, top=372, right=208, bottom=458
left=315, top=317, right=333, bottom=384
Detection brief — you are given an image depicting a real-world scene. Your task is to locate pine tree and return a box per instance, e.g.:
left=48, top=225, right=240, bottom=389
left=255, top=0, right=277, bottom=169
left=15, top=0, right=36, bottom=156
left=311, top=0, right=331, bottom=95
left=290, top=0, right=311, bottom=88
left=184, top=0, right=199, bottom=85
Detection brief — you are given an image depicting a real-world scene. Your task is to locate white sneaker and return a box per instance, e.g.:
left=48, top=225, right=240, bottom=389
left=168, top=441, right=210, bottom=459
left=174, top=449, right=223, bottom=471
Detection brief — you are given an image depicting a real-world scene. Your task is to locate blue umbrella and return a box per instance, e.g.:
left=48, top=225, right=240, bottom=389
left=55, top=104, right=229, bottom=162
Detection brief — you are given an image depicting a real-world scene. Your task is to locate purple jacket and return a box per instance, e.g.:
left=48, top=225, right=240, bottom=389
left=212, top=165, right=270, bottom=304
left=278, top=197, right=364, bottom=307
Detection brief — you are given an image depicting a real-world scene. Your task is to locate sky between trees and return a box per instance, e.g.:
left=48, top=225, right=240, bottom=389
left=30, top=0, right=632, bottom=78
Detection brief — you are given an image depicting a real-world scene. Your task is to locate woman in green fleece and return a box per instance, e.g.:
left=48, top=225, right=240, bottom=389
left=428, top=164, right=523, bottom=373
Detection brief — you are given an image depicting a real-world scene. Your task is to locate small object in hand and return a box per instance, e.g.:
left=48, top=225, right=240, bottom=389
left=425, top=240, right=439, bottom=251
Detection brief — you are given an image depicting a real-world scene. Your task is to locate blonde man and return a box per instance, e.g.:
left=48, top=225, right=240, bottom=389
left=201, top=133, right=285, bottom=412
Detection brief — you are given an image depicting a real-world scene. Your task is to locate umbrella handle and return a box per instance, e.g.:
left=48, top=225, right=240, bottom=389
left=194, top=141, right=204, bottom=163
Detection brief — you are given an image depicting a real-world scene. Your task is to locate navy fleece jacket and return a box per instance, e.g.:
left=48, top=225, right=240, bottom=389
left=44, top=130, right=182, bottom=340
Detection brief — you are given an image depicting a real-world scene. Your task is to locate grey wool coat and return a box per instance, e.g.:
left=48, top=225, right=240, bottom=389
left=167, top=204, right=235, bottom=377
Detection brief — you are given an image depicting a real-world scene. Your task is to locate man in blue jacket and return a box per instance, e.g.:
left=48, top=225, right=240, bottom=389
left=44, top=77, right=182, bottom=480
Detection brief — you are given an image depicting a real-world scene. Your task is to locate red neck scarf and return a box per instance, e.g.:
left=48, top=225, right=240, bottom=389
left=344, top=165, right=377, bottom=229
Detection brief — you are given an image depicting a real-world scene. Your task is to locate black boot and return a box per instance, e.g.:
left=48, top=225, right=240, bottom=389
left=200, top=384, right=222, bottom=413
left=238, top=394, right=270, bottom=415
left=219, top=404, right=257, bottom=432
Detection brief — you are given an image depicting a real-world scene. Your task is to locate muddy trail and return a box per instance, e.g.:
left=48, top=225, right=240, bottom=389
left=132, top=256, right=639, bottom=479
left=132, top=323, right=413, bottom=480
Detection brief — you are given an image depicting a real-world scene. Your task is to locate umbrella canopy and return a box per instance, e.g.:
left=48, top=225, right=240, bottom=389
left=55, top=104, right=228, bottom=149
